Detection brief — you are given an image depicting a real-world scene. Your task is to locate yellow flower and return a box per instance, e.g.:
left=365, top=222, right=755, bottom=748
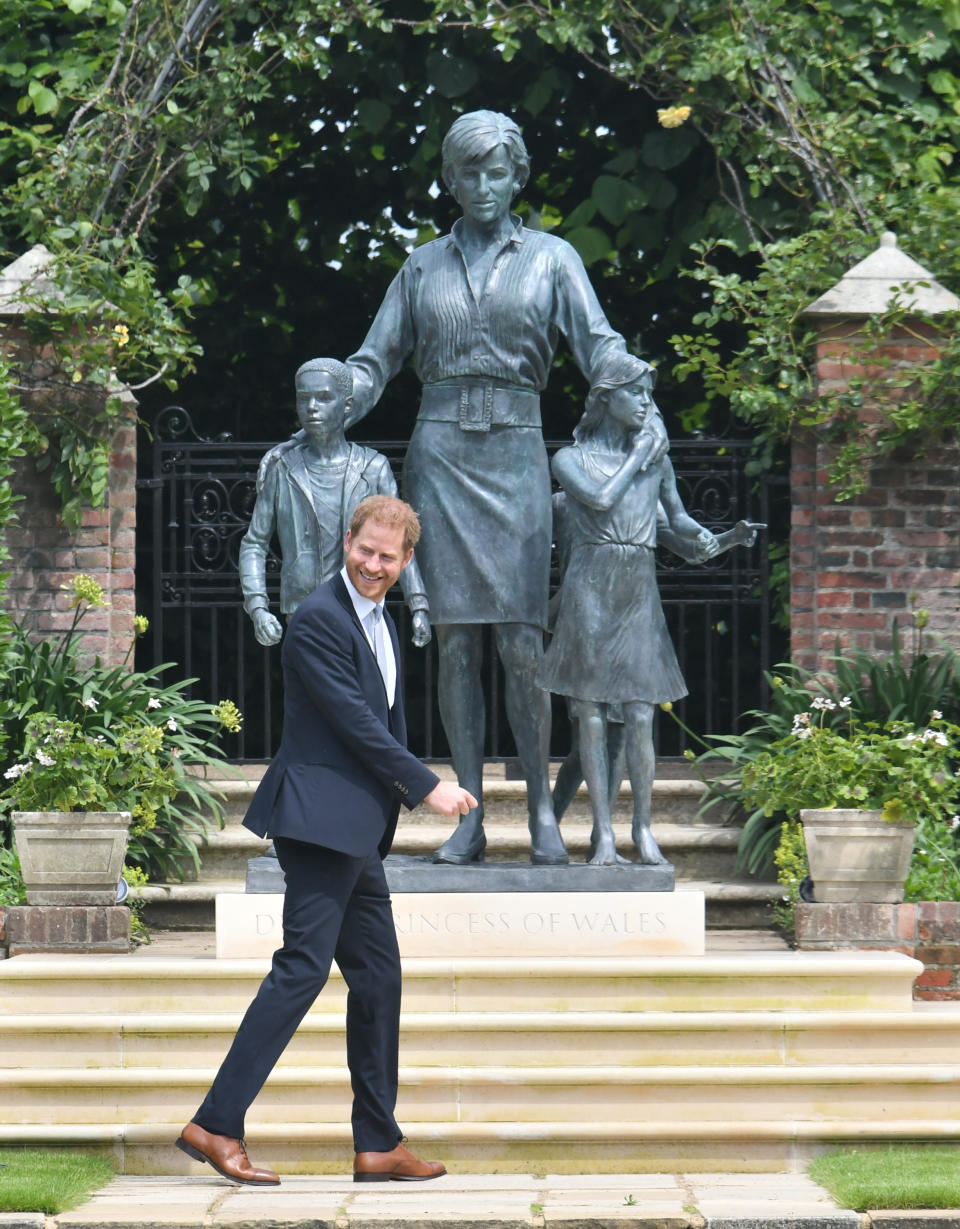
left=659, top=701, right=674, bottom=713
left=71, top=369, right=83, bottom=383
left=657, top=105, right=692, bottom=129
left=112, top=323, right=130, bottom=346
left=212, top=699, right=243, bottom=734
left=62, top=574, right=109, bottom=609
left=133, top=615, right=150, bottom=636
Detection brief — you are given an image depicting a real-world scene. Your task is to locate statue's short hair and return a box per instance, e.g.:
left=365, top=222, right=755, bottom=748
left=349, top=495, right=421, bottom=554
left=295, top=357, right=353, bottom=399
left=441, top=110, right=530, bottom=196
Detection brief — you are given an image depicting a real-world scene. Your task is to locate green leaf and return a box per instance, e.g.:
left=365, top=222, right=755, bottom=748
left=564, top=225, right=614, bottom=267
left=591, top=175, right=647, bottom=225
left=27, top=79, right=58, bottom=116
left=356, top=98, right=390, bottom=134
left=562, top=199, right=597, bottom=229
left=425, top=50, right=478, bottom=98
left=641, top=127, right=698, bottom=171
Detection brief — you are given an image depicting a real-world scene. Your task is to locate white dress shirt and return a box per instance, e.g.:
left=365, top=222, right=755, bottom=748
left=340, top=566, right=397, bottom=706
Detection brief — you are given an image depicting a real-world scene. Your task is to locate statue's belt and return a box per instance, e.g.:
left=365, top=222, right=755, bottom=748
left=419, top=380, right=541, bottom=432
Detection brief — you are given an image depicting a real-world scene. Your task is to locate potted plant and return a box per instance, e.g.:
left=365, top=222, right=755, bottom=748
left=2, top=711, right=183, bottom=905
left=738, top=699, right=960, bottom=903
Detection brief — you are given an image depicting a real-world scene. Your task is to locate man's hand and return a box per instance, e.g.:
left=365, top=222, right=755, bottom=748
left=423, top=781, right=478, bottom=819
left=411, top=610, right=432, bottom=648
left=252, top=608, right=283, bottom=646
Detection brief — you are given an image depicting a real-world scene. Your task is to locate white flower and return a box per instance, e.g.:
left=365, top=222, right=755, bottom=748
left=796, top=727, right=814, bottom=740
left=82, top=696, right=99, bottom=710
left=166, top=718, right=178, bottom=732
left=4, top=763, right=29, bottom=779
left=792, top=712, right=812, bottom=731
left=811, top=696, right=837, bottom=711
left=931, top=709, right=943, bottom=720
left=35, top=750, right=55, bottom=767
left=839, top=696, right=852, bottom=708
left=147, top=697, right=161, bottom=710
left=951, top=816, right=960, bottom=831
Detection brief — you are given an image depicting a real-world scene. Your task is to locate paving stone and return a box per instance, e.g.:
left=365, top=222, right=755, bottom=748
left=867, top=1215, right=960, bottom=1227
left=0, top=1215, right=46, bottom=1229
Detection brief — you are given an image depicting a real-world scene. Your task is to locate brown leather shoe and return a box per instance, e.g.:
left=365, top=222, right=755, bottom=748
left=175, top=1121, right=280, bottom=1186
left=354, top=1142, right=446, bottom=1182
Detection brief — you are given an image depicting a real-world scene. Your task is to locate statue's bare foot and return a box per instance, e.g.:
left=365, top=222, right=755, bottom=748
left=433, top=810, right=486, bottom=864
left=586, top=833, right=618, bottom=866
left=529, top=805, right=568, bottom=865
left=632, top=823, right=669, bottom=866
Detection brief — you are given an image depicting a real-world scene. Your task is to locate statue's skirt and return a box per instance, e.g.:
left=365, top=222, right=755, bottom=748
left=538, top=543, right=687, bottom=704
left=403, top=416, right=551, bottom=628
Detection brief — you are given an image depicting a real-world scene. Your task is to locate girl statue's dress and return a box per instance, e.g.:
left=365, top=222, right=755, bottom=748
left=537, top=448, right=687, bottom=707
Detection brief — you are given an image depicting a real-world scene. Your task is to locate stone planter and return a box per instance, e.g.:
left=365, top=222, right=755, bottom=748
left=12, top=811, right=132, bottom=906
left=800, top=807, right=915, bottom=904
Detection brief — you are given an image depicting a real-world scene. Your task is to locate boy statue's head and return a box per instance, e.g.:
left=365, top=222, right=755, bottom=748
left=294, top=358, right=353, bottom=445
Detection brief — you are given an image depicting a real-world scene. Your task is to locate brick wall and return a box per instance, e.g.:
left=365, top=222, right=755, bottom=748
left=1, top=321, right=138, bottom=667
left=796, top=901, right=960, bottom=1000
left=790, top=322, right=960, bottom=675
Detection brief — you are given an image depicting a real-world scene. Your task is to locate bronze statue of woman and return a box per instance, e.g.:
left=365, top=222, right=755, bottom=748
left=343, top=110, right=666, bottom=865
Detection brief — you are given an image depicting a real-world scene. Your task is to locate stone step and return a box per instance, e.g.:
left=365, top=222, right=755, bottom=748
left=2, top=1061, right=958, bottom=1127
left=211, top=775, right=725, bottom=829
left=5, top=1116, right=959, bottom=1175
left=0, top=951, right=922, bottom=1015
left=192, top=823, right=744, bottom=882
left=2, top=1006, right=958, bottom=1069
left=1, top=950, right=949, bottom=1174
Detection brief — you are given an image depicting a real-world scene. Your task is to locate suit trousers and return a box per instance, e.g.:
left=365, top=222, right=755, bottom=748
left=192, top=836, right=403, bottom=1152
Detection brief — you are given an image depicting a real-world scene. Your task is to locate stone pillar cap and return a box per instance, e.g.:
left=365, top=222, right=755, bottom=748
left=803, top=231, right=960, bottom=317
left=0, top=243, right=60, bottom=315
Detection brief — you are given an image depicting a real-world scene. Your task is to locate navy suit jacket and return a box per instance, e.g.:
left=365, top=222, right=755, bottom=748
left=243, top=572, right=439, bottom=858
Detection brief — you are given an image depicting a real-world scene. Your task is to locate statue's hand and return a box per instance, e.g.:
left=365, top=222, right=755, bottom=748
left=631, top=418, right=669, bottom=472
left=252, top=608, right=283, bottom=646
left=411, top=609, right=432, bottom=648
left=694, top=529, right=720, bottom=561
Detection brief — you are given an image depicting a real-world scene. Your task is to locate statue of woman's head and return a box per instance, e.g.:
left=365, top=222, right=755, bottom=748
left=440, top=110, right=530, bottom=197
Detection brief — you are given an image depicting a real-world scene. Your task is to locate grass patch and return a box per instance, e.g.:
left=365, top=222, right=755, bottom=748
left=0, top=1148, right=115, bottom=1215
left=810, top=1145, right=960, bottom=1211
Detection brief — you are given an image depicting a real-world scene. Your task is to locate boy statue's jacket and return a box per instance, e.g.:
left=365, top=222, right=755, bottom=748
left=239, top=437, right=428, bottom=616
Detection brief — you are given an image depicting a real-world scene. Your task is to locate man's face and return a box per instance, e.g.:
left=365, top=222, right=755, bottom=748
left=449, top=146, right=517, bottom=229
left=296, top=369, right=348, bottom=440
left=343, top=519, right=413, bottom=605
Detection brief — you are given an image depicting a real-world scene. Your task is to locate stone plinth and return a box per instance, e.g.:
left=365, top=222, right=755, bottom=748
left=247, top=851, right=675, bottom=895
left=216, top=889, right=705, bottom=958
left=4, top=905, right=130, bottom=955
left=796, top=900, right=960, bottom=1000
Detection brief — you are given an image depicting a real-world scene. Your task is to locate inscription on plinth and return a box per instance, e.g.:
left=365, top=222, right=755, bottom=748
left=216, top=889, right=705, bottom=958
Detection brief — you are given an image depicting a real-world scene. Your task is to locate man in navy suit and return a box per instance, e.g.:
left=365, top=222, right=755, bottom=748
left=177, top=495, right=476, bottom=1185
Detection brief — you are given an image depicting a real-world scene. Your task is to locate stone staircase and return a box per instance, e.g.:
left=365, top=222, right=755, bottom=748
left=1, top=946, right=958, bottom=1174
left=136, top=767, right=780, bottom=931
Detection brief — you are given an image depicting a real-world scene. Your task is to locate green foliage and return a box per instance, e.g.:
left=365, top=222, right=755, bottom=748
left=3, top=711, right=179, bottom=821
left=0, top=0, right=957, bottom=512
left=0, top=585, right=241, bottom=881
left=772, top=819, right=807, bottom=933
left=905, top=813, right=960, bottom=903
left=0, top=842, right=25, bottom=906
left=740, top=709, right=960, bottom=827
left=0, top=1148, right=114, bottom=1216
left=692, top=625, right=960, bottom=877
left=809, top=1146, right=960, bottom=1213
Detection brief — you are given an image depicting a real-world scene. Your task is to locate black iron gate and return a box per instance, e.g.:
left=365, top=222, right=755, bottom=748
left=136, top=406, right=787, bottom=762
